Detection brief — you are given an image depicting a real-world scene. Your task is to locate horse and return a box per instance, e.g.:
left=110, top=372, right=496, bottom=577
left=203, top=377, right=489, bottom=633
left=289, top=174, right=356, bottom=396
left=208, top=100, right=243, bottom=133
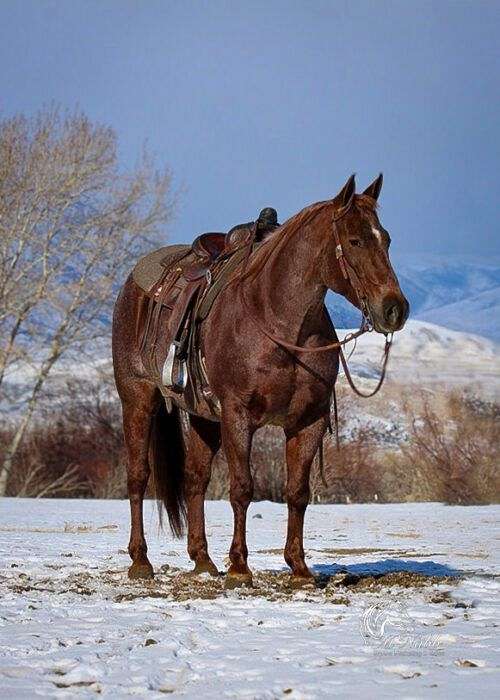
left=112, top=173, right=409, bottom=587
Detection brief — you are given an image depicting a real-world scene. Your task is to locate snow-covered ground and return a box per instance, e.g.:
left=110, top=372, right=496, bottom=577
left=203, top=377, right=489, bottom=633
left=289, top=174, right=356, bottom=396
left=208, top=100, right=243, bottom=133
left=1, top=499, right=499, bottom=698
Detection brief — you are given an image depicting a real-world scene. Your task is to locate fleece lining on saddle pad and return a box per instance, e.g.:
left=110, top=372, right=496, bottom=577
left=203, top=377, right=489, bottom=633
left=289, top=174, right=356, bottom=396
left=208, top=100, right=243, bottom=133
left=132, top=244, right=190, bottom=293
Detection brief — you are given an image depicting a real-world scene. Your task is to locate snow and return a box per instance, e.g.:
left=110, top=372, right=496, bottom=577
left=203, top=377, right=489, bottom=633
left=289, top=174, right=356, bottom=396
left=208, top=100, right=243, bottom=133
left=1, top=499, right=499, bottom=698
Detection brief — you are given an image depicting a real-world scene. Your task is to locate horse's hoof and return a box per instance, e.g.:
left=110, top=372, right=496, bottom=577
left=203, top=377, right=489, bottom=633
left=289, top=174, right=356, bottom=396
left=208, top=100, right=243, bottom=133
left=224, top=572, right=253, bottom=590
left=128, top=562, right=154, bottom=580
left=187, top=560, right=220, bottom=577
left=290, top=574, right=316, bottom=590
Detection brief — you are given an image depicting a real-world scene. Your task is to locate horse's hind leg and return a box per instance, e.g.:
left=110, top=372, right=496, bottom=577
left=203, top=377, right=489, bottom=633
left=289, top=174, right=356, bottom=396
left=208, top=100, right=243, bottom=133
left=185, top=415, right=221, bottom=576
left=221, top=409, right=255, bottom=588
left=121, top=380, right=161, bottom=580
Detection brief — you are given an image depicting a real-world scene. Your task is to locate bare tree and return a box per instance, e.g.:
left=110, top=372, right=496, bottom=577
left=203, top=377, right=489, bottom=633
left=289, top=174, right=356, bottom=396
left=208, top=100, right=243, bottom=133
left=0, top=107, right=173, bottom=495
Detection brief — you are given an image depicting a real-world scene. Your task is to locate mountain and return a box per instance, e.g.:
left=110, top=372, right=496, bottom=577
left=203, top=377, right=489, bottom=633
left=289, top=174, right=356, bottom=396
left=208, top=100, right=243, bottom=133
left=327, top=254, right=500, bottom=341
left=416, top=286, right=499, bottom=340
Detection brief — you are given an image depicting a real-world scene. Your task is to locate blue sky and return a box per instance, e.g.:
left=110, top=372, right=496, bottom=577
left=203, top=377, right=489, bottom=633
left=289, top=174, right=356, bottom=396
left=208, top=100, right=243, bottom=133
left=1, top=0, right=499, bottom=257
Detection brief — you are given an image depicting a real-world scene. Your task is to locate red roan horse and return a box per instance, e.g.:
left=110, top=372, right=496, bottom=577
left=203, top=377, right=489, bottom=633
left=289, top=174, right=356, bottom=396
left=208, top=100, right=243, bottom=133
left=112, top=174, right=409, bottom=587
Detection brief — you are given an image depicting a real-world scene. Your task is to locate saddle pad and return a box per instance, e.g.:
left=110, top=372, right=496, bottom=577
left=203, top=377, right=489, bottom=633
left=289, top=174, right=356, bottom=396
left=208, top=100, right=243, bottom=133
left=132, top=244, right=190, bottom=293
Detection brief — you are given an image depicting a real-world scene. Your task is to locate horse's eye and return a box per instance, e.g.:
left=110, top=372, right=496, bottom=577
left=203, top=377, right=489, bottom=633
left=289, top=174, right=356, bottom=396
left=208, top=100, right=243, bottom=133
left=349, top=239, right=362, bottom=247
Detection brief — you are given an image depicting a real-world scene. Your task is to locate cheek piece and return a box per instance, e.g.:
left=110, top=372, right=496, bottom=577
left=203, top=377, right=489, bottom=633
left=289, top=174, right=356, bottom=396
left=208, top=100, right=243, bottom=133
left=332, top=205, right=373, bottom=331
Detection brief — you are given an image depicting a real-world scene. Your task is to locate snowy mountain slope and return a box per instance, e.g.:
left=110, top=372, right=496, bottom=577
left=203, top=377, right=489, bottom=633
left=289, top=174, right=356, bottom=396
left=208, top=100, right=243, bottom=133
left=327, top=320, right=499, bottom=445
left=414, top=287, right=500, bottom=340
left=337, top=320, right=499, bottom=392
left=394, top=254, right=500, bottom=313
left=2, top=320, right=498, bottom=423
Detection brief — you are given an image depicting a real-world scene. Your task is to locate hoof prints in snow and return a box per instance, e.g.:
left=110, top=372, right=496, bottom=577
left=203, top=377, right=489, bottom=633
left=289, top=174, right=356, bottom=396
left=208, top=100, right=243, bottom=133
left=0, top=499, right=499, bottom=698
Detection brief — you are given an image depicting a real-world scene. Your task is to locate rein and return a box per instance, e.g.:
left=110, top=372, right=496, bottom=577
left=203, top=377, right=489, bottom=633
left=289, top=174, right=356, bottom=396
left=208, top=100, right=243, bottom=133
left=237, top=200, right=393, bottom=398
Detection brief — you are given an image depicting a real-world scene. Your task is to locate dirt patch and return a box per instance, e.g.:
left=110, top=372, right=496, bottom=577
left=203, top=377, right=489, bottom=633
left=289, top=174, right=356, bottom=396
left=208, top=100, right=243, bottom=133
left=308, top=547, right=446, bottom=558
left=385, top=532, right=421, bottom=539
left=0, top=523, right=119, bottom=534
left=53, top=681, right=100, bottom=690
left=310, top=547, right=400, bottom=556
left=452, top=551, right=489, bottom=560
left=256, top=548, right=283, bottom=555
left=427, top=589, right=454, bottom=604
left=109, top=567, right=459, bottom=603
left=4, top=565, right=460, bottom=605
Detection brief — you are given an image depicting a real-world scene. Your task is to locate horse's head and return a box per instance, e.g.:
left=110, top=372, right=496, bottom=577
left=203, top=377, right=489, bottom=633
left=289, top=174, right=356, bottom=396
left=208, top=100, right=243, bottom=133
left=321, top=174, right=409, bottom=334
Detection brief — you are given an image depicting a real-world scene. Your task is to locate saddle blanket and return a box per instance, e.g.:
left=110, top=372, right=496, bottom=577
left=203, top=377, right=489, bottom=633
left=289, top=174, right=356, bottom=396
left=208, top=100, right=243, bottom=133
left=131, top=242, right=252, bottom=321
left=132, top=244, right=190, bottom=293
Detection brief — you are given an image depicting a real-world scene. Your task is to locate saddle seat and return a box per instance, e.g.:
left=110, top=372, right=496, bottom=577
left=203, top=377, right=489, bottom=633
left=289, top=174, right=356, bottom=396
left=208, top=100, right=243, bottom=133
left=183, top=232, right=228, bottom=281
left=182, top=229, right=253, bottom=280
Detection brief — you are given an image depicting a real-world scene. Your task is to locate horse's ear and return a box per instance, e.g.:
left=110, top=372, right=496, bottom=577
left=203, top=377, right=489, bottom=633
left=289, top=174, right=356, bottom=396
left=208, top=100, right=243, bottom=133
left=363, top=173, right=383, bottom=201
left=336, top=173, right=356, bottom=208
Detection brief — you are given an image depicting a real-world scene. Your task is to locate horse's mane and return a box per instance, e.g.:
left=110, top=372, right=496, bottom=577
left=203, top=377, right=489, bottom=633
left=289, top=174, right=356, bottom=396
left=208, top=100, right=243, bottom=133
left=267, top=199, right=331, bottom=243
left=278, top=199, right=332, bottom=235
left=260, top=194, right=377, bottom=248
left=246, top=200, right=332, bottom=275
left=244, top=194, right=378, bottom=277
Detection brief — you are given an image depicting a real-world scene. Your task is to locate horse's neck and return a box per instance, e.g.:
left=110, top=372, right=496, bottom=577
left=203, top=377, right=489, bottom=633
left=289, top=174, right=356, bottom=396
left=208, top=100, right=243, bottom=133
left=245, top=224, right=328, bottom=341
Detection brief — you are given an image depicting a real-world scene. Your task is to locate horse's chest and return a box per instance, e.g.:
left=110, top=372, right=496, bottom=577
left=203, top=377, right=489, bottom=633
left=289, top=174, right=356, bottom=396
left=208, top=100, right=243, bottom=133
left=242, top=355, right=333, bottom=426
left=204, top=323, right=336, bottom=426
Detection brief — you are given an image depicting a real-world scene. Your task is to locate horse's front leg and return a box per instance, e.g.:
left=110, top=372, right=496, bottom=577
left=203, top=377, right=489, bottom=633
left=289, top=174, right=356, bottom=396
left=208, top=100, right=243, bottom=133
left=221, top=408, right=255, bottom=588
left=284, top=416, right=328, bottom=583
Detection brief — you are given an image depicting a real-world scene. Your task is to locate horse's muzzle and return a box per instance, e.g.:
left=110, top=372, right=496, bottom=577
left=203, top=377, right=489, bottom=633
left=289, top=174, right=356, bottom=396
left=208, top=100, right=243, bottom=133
left=371, top=295, right=409, bottom=333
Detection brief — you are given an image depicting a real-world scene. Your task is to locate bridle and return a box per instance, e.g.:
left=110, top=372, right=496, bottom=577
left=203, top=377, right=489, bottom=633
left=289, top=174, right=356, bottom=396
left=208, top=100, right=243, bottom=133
left=332, top=203, right=374, bottom=332
left=237, top=198, right=393, bottom=400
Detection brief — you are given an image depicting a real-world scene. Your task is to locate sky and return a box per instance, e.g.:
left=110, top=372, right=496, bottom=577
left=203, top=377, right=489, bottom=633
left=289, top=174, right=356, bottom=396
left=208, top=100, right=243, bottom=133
left=0, top=0, right=499, bottom=257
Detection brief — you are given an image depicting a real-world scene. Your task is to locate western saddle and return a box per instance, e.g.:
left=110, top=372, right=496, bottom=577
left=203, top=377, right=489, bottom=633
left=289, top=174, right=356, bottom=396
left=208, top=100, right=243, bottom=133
left=134, top=227, right=257, bottom=417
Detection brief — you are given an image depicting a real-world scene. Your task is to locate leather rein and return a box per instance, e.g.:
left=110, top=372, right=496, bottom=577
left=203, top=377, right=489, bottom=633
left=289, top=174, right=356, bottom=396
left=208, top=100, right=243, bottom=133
left=236, top=200, right=393, bottom=400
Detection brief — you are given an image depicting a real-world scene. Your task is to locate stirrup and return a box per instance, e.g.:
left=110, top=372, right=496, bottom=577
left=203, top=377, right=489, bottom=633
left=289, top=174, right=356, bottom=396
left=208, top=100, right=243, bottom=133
left=162, top=341, right=188, bottom=392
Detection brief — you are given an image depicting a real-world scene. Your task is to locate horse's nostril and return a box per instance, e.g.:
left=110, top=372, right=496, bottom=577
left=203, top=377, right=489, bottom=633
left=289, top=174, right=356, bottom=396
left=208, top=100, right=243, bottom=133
left=384, top=303, right=400, bottom=325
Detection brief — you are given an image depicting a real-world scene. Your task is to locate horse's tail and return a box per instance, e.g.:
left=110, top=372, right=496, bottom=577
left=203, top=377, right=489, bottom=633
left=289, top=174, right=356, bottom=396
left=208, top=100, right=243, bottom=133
left=150, top=401, right=186, bottom=538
